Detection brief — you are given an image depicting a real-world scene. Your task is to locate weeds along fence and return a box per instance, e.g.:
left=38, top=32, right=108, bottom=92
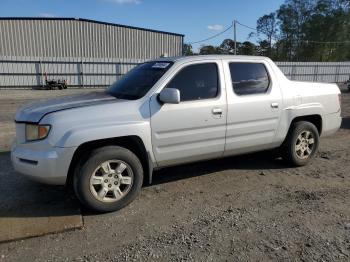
left=0, top=57, right=349, bottom=89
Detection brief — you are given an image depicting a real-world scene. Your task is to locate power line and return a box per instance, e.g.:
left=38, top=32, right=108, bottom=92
left=236, top=21, right=256, bottom=32
left=187, top=20, right=350, bottom=47
left=236, top=21, right=350, bottom=44
left=298, top=39, right=350, bottom=44
left=188, top=23, right=233, bottom=45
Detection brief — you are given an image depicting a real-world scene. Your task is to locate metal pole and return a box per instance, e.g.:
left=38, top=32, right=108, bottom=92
left=335, top=64, right=340, bottom=83
left=40, top=60, right=44, bottom=89
left=313, top=64, right=318, bottom=82
left=81, top=60, right=84, bottom=89
left=234, top=20, right=237, bottom=55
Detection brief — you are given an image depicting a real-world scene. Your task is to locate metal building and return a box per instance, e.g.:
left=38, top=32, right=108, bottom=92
left=0, top=17, right=184, bottom=89
left=0, top=17, right=184, bottom=59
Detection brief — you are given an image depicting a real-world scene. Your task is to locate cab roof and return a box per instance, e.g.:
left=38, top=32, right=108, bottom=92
left=153, top=55, right=271, bottom=63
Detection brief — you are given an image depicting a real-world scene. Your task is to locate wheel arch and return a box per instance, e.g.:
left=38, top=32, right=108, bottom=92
left=281, top=114, right=322, bottom=148
left=66, top=135, right=153, bottom=188
left=289, top=114, right=322, bottom=135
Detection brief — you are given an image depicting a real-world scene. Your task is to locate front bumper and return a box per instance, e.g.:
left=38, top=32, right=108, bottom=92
left=11, top=144, right=76, bottom=185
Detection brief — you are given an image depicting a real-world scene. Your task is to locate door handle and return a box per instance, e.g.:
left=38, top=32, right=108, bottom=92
left=271, top=103, right=279, bottom=109
left=212, top=108, right=223, bottom=115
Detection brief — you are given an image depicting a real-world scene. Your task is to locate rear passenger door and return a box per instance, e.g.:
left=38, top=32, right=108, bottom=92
left=150, top=61, right=227, bottom=167
left=223, top=61, right=282, bottom=156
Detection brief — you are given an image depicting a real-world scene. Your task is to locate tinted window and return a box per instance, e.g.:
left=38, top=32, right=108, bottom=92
left=229, top=63, right=270, bottom=95
left=166, top=63, right=219, bottom=101
left=107, top=61, right=173, bottom=100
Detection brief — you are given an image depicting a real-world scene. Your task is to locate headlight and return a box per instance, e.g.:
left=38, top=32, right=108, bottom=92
left=25, top=124, right=51, bottom=141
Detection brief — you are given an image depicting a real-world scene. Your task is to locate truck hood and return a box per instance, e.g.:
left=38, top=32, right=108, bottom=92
left=15, top=91, right=118, bottom=123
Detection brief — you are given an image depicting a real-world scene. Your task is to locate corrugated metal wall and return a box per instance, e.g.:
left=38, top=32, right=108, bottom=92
left=276, top=61, right=350, bottom=83
left=0, top=18, right=184, bottom=59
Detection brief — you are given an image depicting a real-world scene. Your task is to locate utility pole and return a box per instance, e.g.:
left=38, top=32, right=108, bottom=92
left=233, top=20, right=237, bottom=55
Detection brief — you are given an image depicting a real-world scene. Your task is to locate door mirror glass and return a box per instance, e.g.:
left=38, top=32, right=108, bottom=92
left=159, top=88, right=180, bottom=104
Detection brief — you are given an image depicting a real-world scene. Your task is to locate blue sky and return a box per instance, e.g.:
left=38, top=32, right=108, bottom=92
left=0, top=0, right=284, bottom=49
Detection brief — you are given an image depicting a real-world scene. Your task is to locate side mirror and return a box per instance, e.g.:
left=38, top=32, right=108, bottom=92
left=159, top=88, right=180, bottom=104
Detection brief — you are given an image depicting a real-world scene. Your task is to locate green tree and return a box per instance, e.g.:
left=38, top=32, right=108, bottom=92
left=256, top=12, right=278, bottom=57
left=274, top=0, right=350, bottom=61
left=219, top=39, right=237, bottom=54
left=276, top=0, right=315, bottom=61
left=183, top=43, right=194, bottom=56
left=307, top=0, right=350, bottom=61
left=238, top=41, right=257, bottom=55
left=256, top=40, right=270, bottom=57
left=199, top=45, right=222, bottom=55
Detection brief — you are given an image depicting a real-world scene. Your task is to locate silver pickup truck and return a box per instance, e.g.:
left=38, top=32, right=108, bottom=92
left=11, top=55, right=342, bottom=212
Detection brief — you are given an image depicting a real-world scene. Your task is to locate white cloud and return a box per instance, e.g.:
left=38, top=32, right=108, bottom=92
left=104, top=0, right=141, bottom=4
left=39, top=13, right=55, bottom=18
left=207, top=24, right=224, bottom=31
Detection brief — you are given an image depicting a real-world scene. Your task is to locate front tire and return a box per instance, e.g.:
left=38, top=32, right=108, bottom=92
left=281, top=121, right=319, bottom=166
left=73, top=146, right=143, bottom=213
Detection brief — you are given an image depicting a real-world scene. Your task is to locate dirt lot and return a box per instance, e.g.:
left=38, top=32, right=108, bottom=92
left=0, top=89, right=102, bottom=152
left=0, top=86, right=350, bottom=261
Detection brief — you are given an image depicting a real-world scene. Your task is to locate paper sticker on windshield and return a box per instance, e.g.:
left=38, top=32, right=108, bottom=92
left=152, top=62, right=170, bottom=69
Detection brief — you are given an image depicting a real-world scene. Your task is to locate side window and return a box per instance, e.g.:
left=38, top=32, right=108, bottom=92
left=166, top=63, right=219, bottom=101
left=229, top=63, right=270, bottom=95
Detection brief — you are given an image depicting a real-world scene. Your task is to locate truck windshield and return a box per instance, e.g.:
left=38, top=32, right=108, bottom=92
left=106, top=61, right=173, bottom=100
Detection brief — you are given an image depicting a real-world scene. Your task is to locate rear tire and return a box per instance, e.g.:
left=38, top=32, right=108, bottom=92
left=281, top=121, right=319, bottom=166
left=73, top=146, right=143, bottom=213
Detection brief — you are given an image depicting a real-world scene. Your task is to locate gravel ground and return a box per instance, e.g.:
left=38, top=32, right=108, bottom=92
left=0, top=89, right=104, bottom=152
left=0, top=86, right=350, bottom=261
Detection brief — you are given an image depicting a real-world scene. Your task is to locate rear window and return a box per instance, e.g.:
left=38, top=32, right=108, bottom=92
left=229, top=63, right=270, bottom=95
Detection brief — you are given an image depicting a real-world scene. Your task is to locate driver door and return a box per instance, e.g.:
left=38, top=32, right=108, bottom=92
left=150, top=61, right=227, bottom=167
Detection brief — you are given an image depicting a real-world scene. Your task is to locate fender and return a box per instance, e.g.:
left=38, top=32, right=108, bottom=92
left=55, top=120, right=157, bottom=166
left=274, top=103, right=325, bottom=145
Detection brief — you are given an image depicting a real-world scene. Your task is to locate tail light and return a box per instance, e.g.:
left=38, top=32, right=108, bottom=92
left=338, top=93, right=342, bottom=114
